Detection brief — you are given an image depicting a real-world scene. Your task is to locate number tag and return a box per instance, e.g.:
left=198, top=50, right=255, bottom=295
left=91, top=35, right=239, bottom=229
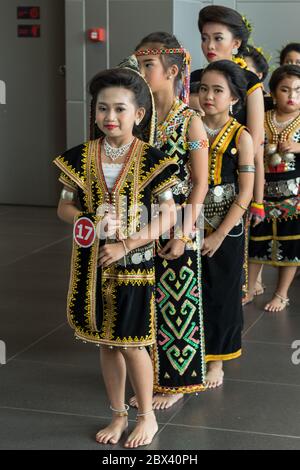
left=73, top=217, right=96, bottom=248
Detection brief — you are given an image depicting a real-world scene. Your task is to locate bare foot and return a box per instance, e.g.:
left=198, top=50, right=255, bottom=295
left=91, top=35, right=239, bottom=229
left=253, top=279, right=265, bottom=296
left=242, top=292, right=254, bottom=306
left=264, top=293, right=289, bottom=312
left=124, top=412, right=158, bottom=448
left=129, top=395, right=138, bottom=408
left=205, top=361, right=224, bottom=389
left=152, top=393, right=184, bottom=410
left=96, top=416, right=128, bottom=445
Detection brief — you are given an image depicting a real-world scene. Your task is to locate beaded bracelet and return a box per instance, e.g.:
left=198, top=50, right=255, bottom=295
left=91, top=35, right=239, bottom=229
left=250, top=201, right=265, bottom=220
left=185, top=139, right=209, bottom=151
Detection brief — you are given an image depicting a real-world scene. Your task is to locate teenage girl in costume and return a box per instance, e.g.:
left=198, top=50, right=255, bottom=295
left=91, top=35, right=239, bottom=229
left=54, top=61, right=179, bottom=447
left=131, top=32, right=209, bottom=410
left=199, top=60, right=255, bottom=387
left=248, top=65, right=300, bottom=311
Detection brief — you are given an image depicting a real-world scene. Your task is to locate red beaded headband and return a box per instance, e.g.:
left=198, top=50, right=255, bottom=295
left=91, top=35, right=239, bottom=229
left=135, top=47, right=191, bottom=104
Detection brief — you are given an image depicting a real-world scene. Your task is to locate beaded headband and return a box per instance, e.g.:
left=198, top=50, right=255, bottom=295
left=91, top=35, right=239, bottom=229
left=135, top=47, right=191, bottom=104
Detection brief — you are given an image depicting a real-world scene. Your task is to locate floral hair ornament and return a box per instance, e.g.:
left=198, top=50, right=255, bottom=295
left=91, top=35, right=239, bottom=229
left=242, top=15, right=253, bottom=34
left=135, top=47, right=191, bottom=104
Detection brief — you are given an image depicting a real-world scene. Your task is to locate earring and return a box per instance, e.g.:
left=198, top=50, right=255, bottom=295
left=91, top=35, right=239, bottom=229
left=273, top=98, right=277, bottom=106
left=232, top=47, right=238, bottom=56
left=135, top=120, right=140, bottom=125
left=229, top=103, right=233, bottom=114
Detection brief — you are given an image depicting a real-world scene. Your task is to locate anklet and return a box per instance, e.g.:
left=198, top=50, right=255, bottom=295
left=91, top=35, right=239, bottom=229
left=110, top=404, right=129, bottom=417
left=274, top=292, right=290, bottom=306
left=136, top=409, right=154, bottom=417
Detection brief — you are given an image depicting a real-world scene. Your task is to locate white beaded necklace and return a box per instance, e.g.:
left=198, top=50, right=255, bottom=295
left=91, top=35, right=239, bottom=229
left=204, top=122, right=224, bottom=137
left=104, top=138, right=134, bottom=161
left=272, top=112, right=297, bottom=129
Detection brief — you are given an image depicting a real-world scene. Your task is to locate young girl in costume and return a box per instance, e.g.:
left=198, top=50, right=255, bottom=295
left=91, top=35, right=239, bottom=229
left=131, top=32, right=209, bottom=410
left=199, top=60, right=255, bottom=387
left=54, top=59, right=179, bottom=447
left=280, top=43, right=300, bottom=66
left=248, top=65, right=300, bottom=311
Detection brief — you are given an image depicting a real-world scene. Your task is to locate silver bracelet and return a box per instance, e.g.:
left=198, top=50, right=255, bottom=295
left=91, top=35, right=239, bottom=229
left=158, top=189, right=173, bottom=203
left=238, top=165, right=256, bottom=173
left=60, top=188, right=77, bottom=201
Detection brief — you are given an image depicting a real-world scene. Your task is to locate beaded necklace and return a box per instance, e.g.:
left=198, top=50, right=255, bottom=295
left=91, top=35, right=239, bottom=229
left=267, top=109, right=300, bottom=144
left=208, top=118, right=237, bottom=185
left=155, top=98, right=186, bottom=148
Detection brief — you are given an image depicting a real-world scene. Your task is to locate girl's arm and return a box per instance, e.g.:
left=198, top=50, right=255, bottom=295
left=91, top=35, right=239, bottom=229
left=202, top=130, right=255, bottom=257
left=246, top=87, right=265, bottom=204
left=57, top=187, right=81, bottom=223
left=157, top=116, right=208, bottom=260
left=183, top=115, right=209, bottom=235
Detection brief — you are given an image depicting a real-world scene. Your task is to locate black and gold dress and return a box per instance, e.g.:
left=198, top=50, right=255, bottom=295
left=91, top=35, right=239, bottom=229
left=249, top=111, right=300, bottom=266
left=203, top=117, right=247, bottom=361
left=152, top=98, right=206, bottom=394
left=53, top=137, right=178, bottom=347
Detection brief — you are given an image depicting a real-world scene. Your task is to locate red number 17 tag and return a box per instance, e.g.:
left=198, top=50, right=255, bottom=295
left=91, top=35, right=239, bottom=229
left=73, top=217, right=96, bottom=248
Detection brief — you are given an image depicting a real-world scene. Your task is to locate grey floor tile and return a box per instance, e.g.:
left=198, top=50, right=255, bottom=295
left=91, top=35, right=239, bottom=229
left=146, top=423, right=300, bottom=450
left=224, top=341, right=300, bottom=385
left=168, top=381, right=300, bottom=438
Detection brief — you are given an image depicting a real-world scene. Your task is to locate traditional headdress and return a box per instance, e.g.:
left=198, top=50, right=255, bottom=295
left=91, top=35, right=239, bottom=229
left=89, top=55, right=157, bottom=145
left=135, top=47, right=191, bottom=104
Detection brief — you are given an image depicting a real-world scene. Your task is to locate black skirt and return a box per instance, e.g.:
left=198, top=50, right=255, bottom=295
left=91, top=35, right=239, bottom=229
left=202, top=223, right=245, bottom=361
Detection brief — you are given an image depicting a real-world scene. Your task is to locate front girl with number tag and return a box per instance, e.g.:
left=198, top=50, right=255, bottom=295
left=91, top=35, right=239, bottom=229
left=53, top=57, right=178, bottom=448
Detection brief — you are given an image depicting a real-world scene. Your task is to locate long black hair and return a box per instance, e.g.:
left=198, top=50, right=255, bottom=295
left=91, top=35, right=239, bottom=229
left=198, top=5, right=250, bottom=56
left=244, top=45, right=269, bottom=81
left=89, top=68, right=152, bottom=141
left=201, top=60, right=247, bottom=112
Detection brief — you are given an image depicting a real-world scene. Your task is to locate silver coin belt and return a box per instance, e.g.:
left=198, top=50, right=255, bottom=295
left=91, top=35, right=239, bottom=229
left=265, top=177, right=300, bottom=198
left=117, top=242, right=154, bottom=267
left=204, top=183, right=236, bottom=229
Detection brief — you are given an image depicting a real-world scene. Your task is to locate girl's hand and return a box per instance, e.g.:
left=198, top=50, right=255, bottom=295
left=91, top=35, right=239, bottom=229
left=96, top=212, right=121, bottom=239
left=250, top=214, right=263, bottom=227
left=98, top=242, right=126, bottom=267
left=201, top=231, right=225, bottom=257
left=278, top=140, right=298, bottom=154
left=157, top=238, right=185, bottom=260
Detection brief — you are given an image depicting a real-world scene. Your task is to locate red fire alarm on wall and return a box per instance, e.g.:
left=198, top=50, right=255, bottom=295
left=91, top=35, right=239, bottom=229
left=88, top=28, right=105, bottom=42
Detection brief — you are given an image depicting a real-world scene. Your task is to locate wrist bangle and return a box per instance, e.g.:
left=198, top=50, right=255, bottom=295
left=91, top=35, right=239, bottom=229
left=234, top=199, right=248, bottom=211
left=120, top=239, right=129, bottom=256
left=179, top=235, right=193, bottom=244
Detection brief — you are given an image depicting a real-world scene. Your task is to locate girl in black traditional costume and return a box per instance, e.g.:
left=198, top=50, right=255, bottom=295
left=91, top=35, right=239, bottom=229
left=132, top=32, right=209, bottom=410
left=248, top=65, right=300, bottom=312
left=198, top=60, right=255, bottom=387
left=53, top=59, right=179, bottom=447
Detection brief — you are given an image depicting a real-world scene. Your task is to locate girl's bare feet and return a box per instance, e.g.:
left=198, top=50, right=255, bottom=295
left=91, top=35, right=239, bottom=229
left=205, top=360, right=224, bottom=389
left=129, top=393, right=184, bottom=410
left=242, top=292, right=254, bottom=306
left=124, top=412, right=158, bottom=448
left=253, top=279, right=266, bottom=296
left=96, top=416, right=128, bottom=445
left=129, top=395, right=138, bottom=408
left=152, top=393, right=183, bottom=410
left=264, top=292, right=289, bottom=312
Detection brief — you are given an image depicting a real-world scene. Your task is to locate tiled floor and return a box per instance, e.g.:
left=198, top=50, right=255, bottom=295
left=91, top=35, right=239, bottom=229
left=0, top=205, right=300, bottom=450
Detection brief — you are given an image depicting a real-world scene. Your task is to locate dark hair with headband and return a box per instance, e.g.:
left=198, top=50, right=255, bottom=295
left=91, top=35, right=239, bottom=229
left=269, top=64, right=300, bottom=94
left=198, top=5, right=250, bottom=56
left=201, top=60, right=247, bottom=112
left=89, top=68, right=152, bottom=141
left=135, top=31, right=190, bottom=103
